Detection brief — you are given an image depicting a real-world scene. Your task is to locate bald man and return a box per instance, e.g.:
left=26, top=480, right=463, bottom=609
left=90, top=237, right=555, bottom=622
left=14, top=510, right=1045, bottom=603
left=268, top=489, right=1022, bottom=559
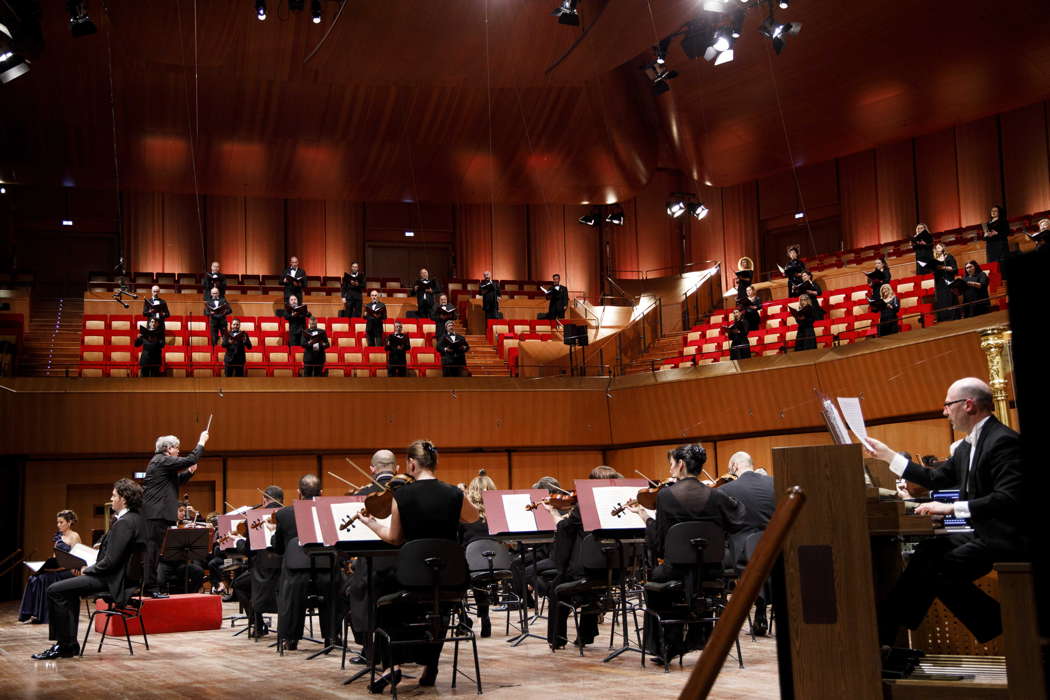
left=864, top=377, right=1027, bottom=646
left=356, top=449, right=399, bottom=495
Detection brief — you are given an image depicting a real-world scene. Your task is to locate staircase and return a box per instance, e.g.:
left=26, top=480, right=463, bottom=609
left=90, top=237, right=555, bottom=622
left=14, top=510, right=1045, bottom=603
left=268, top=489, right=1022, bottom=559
left=19, top=297, right=84, bottom=377
left=464, top=333, right=509, bottom=376
left=622, top=330, right=686, bottom=374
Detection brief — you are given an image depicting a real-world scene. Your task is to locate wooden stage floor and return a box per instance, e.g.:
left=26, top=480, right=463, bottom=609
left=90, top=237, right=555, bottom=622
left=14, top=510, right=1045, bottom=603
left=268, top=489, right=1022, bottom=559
left=0, top=600, right=780, bottom=698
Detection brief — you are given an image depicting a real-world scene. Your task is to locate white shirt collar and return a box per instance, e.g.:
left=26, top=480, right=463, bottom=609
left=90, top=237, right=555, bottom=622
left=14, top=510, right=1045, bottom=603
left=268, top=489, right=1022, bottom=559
left=115, top=508, right=128, bottom=519
left=965, top=415, right=992, bottom=446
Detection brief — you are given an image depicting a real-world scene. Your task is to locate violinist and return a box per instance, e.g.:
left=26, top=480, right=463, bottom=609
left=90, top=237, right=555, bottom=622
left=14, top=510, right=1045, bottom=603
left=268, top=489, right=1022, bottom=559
left=460, top=470, right=498, bottom=637
left=715, top=452, right=775, bottom=635
left=544, top=465, right=621, bottom=651
left=627, top=444, right=746, bottom=662
left=233, top=486, right=283, bottom=638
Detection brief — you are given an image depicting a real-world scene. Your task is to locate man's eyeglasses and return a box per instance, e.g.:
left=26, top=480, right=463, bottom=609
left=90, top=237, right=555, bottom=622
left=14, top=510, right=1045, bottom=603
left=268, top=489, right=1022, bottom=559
left=943, top=399, right=967, bottom=408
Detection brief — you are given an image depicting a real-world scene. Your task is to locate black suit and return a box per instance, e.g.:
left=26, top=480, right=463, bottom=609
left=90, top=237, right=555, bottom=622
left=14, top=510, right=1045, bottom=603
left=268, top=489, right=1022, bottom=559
left=479, top=279, right=501, bottom=319
left=282, top=267, right=307, bottom=301
left=301, top=328, right=330, bottom=376
left=385, top=333, right=410, bottom=377
left=204, top=297, right=231, bottom=346
left=545, top=507, right=601, bottom=648
left=47, top=511, right=145, bottom=645
left=364, top=301, right=387, bottom=347
left=341, top=271, right=365, bottom=318
left=273, top=504, right=346, bottom=643
left=717, top=471, right=775, bottom=562
left=142, top=444, right=203, bottom=592
left=880, top=416, right=1028, bottom=644
left=203, top=271, right=227, bottom=300
left=347, top=474, right=401, bottom=650
left=542, top=284, right=569, bottom=320
left=233, top=502, right=282, bottom=633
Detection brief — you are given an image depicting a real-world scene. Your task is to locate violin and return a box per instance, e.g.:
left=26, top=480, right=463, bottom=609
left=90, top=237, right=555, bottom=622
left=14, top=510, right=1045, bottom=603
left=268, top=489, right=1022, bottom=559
left=712, top=473, right=737, bottom=488
left=217, top=520, right=248, bottom=547
left=524, top=492, right=577, bottom=511
left=338, top=473, right=415, bottom=531
left=610, top=480, right=673, bottom=517
left=249, top=511, right=277, bottom=531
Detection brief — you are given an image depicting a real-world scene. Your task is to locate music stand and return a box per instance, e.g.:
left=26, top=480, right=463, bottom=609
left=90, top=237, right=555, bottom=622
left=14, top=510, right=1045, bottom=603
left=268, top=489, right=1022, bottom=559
left=216, top=514, right=250, bottom=631
left=160, top=526, right=214, bottom=595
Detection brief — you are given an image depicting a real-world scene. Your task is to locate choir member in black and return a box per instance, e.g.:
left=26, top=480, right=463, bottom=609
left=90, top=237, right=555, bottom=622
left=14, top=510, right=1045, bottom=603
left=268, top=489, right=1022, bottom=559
left=282, top=256, right=307, bottom=301
left=723, top=308, right=751, bottom=360
left=739, top=285, right=763, bottom=332
left=866, top=257, right=891, bottom=299
left=868, top=283, right=901, bottom=337
left=912, top=223, right=935, bottom=275
left=301, top=317, right=330, bottom=376
left=782, top=245, right=806, bottom=294
left=143, top=431, right=207, bottom=596
left=1027, top=217, right=1049, bottom=249
left=203, top=260, right=227, bottom=300
left=31, top=479, right=145, bottom=660
left=543, top=465, right=623, bottom=650
left=540, top=273, right=569, bottom=320
left=413, top=267, right=441, bottom=319
left=135, top=318, right=165, bottom=377
left=19, top=510, right=81, bottom=624
left=204, top=287, right=232, bottom=346
left=437, top=320, right=470, bottom=377
left=790, top=294, right=819, bottom=351
left=627, top=445, right=746, bottom=662
left=432, top=293, right=457, bottom=342
left=221, top=319, right=251, bottom=377
left=932, top=242, right=959, bottom=322
left=358, top=440, right=481, bottom=692
left=143, top=285, right=170, bottom=333
left=791, top=270, right=822, bottom=302
left=285, top=294, right=309, bottom=347
left=364, top=290, right=387, bottom=347
left=479, top=270, right=501, bottom=319
left=961, top=260, right=990, bottom=318
left=733, top=257, right=754, bottom=304
left=233, top=486, right=283, bottom=638
left=340, top=261, right=364, bottom=319
left=717, top=451, right=775, bottom=635
left=983, top=204, right=1010, bottom=264
left=460, top=470, right=498, bottom=638
left=384, top=321, right=410, bottom=377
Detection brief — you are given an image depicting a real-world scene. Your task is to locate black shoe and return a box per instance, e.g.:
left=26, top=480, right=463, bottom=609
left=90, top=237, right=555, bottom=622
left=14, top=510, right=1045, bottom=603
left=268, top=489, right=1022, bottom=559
left=753, top=612, right=768, bottom=637
left=480, top=617, right=491, bottom=638
left=285, top=639, right=298, bottom=651
left=31, top=642, right=79, bottom=660
left=419, top=664, right=438, bottom=686
left=368, top=669, right=402, bottom=694
left=254, top=623, right=269, bottom=638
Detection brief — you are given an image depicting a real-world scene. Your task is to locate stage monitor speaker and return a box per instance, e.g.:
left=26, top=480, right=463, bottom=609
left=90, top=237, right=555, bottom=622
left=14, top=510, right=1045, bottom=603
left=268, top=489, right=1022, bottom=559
left=563, top=323, right=589, bottom=347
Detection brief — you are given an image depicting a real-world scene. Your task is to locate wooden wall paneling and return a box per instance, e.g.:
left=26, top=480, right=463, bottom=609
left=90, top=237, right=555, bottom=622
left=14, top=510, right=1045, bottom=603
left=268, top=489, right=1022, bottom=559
left=915, top=128, right=962, bottom=234
left=687, top=184, right=726, bottom=271
left=491, top=204, right=528, bottom=281
left=955, top=117, right=1004, bottom=226
left=714, top=431, right=833, bottom=477
left=721, top=182, right=759, bottom=281
left=126, top=191, right=165, bottom=272
left=758, top=170, right=798, bottom=221
left=286, top=200, right=327, bottom=279
left=610, top=197, right=640, bottom=278
left=455, top=203, right=493, bottom=281
left=324, top=200, right=364, bottom=277
left=432, top=453, right=510, bottom=492
left=563, top=204, right=600, bottom=298
left=527, top=204, right=567, bottom=284
left=865, top=418, right=953, bottom=469
left=162, top=193, right=201, bottom=273
left=796, top=161, right=839, bottom=211
left=320, top=453, right=375, bottom=494
left=224, top=455, right=317, bottom=511
left=244, top=197, right=285, bottom=275
left=205, top=195, right=247, bottom=275
left=507, top=451, right=605, bottom=490
left=875, top=140, right=918, bottom=243
left=838, top=150, right=880, bottom=249
left=1000, top=102, right=1050, bottom=217
left=366, top=203, right=455, bottom=232
left=633, top=170, right=681, bottom=278
left=604, top=445, right=675, bottom=482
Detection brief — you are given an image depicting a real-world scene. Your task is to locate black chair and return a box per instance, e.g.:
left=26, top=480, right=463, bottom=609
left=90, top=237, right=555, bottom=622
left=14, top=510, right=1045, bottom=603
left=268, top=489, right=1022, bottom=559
left=373, top=539, right=481, bottom=698
left=732, top=530, right=774, bottom=640
left=550, top=534, right=622, bottom=656
left=80, top=546, right=149, bottom=656
left=464, top=538, right=518, bottom=636
left=642, top=521, right=740, bottom=671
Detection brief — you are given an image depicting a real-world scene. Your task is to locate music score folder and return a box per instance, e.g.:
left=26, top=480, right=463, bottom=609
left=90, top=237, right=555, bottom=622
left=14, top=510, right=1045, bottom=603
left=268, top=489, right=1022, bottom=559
left=482, top=490, right=556, bottom=535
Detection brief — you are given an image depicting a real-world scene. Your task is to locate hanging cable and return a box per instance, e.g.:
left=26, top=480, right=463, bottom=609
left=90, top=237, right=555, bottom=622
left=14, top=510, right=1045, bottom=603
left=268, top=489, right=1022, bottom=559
left=483, top=0, right=495, bottom=275
left=175, top=0, right=207, bottom=270
left=100, top=3, right=126, bottom=269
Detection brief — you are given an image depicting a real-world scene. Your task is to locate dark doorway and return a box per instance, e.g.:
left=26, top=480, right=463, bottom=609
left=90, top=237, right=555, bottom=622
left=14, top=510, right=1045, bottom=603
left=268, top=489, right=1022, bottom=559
left=365, top=243, right=453, bottom=287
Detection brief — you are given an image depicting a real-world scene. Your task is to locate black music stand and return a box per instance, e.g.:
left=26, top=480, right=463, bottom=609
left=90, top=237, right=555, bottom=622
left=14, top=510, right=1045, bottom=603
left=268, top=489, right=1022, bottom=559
left=160, top=527, right=213, bottom=594
left=594, top=528, right=645, bottom=664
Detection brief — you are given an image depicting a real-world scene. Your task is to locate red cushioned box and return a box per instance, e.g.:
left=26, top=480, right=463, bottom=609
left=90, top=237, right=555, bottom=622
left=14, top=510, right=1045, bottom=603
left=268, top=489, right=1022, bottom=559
left=94, top=593, right=222, bottom=635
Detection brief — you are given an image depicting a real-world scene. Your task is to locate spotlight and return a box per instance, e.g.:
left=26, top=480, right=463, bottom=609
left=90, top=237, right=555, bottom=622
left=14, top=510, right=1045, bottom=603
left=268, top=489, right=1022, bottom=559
left=66, top=1, right=97, bottom=38
left=666, top=198, right=688, bottom=218
left=0, top=186, right=6, bottom=194
left=578, top=209, right=599, bottom=227
left=779, top=0, right=790, bottom=8
left=794, top=211, right=805, bottom=219
left=311, top=0, right=322, bottom=23
left=688, top=203, right=710, bottom=221
left=759, top=16, right=802, bottom=55
left=255, top=0, right=267, bottom=21
left=605, top=209, right=625, bottom=226
left=645, top=63, right=678, bottom=95
left=551, top=0, right=580, bottom=26
left=704, top=31, right=735, bottom=65
left=62, top=219, right=74, bottom=227
left=702, top=0, right=730, bottom=12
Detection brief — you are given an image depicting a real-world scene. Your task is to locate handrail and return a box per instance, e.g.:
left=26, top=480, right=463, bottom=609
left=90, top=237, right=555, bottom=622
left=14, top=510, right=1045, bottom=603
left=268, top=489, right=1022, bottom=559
left=605, top=276, right=637, bottom=304
left=610, top=261, right=714, bottom=279
left=680, top=262, right=721, bottom=331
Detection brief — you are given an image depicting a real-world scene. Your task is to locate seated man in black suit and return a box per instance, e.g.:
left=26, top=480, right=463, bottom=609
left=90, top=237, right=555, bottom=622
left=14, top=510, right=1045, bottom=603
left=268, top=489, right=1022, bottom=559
left=864, top=377, right=1028, bottom=646
left=32, top=478, right=146, bottom=659
left=232, top=485, right=283, bottom=637
left=716, top=451, right=775, bottom=635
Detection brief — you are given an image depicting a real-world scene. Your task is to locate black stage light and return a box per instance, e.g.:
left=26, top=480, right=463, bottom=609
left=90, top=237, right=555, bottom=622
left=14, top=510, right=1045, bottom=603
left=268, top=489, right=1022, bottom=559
left=605, top=209, right=625, bottom=226
left=0, top=52, right=29, bottom=84
left=311, top=0, right=322, bottom=23
left=551, top=0, right=580, bottom=26
left=667, top=198, right=687, bottom=218
left=688, top=202, right=710, bottom=221
left=66, top=1, right=97, bottom=38
left=578, top=212, right=598, bottom=227
left=759, top=16, right=802, bottom=55
left=256, top=0, right=268, bottom=21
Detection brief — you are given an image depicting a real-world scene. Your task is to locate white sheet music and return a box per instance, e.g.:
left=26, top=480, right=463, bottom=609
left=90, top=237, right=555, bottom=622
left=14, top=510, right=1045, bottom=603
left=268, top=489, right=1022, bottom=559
left=228, top=518, right=246, bottom=546
left=593, top=486, right=654, bottom=530
left=24, top=560, right=45, bottom=573
left=917, top=260, right=928, bottom=268
left=68, top=543, right=99, bottom=567
left=777, top=264, right=786, bottom=274
left=837, top=396, right=869, bottom=442
left=310, top=508, right=323, bottom=543
left=330, top=502, right=381, bottom=542
left=225, top=505, right=251, bottom=515
left=821, top=398, right=851, bottom=445
left=502, top=494, right=539, bottom=532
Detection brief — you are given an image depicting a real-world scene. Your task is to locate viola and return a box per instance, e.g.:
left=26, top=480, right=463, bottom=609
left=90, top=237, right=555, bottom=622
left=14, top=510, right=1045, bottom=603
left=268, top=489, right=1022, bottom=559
left=338, top=473, right=415, bottom=531
left=524, top=492, right=577, bottom=512
left=217, top=520, right=248, bottom=547
left=610, top=480, right=672, bottom=517
left=249, top=511, right=277, bottom=531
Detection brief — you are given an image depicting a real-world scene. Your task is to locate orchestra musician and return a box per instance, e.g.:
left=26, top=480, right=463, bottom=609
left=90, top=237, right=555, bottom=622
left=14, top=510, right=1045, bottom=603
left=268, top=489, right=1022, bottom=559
left=282, top=256, right=307, bottom=302
left=734, top=257, right=754, bottom=304
left=31, top=479, right=145, bottom=660
left=203, top=260, right=227, bottom=300
left=912, top=224, right=934, bottom=275
left=432, top=293, right=457, bottom=343
left=233, top=486, right=283, bottom=638
left=301, top=317, right=330, bottom=377
left=863, top=378, right=1028, bottom=646
left=983, top=204, right=1010, bottom=263
left=868, top=283, right=901, bottom=337
left=539, top=273, right=569, bottom=320
left=480, top=271, right=501, bottom=320
left=204, top=287, right=232, bottom=346
left=866, top=257, right=892, bottom=299
left=960, top=260, right=990, bottom=318
left=285, top=294, right=309, bottom=347
left=723, top=308, right=751, bottom=360
left=19, top=510, right=81, bottom=624
left=341, top=262, right=365, bottom=319
left=932, top=242, right=959, bottom=322
left=143, top=285, right=170, bottom=333
left=437, top=320, right=470, bottom=377
left=413, top=268, right=441, bottom=319
left=364, top=290, right=387, bottom=347
left=358, top=440, right=481, bottom=692
left=384, top=321, right=411, bottom=377
left=740, top=285, right=763, bottom=332
left=142, top=431, right=208, bottom=596
left=221, top=319, right=252, bottom=377
left=782, top=245, right=806, bottom=294
left=460, top=471, right=498, bottom=638
left=627, top=445, right=746, bottom=662
left=135, top=317, right=165, bottom=377
left=790, top=294, right=819, bottom=351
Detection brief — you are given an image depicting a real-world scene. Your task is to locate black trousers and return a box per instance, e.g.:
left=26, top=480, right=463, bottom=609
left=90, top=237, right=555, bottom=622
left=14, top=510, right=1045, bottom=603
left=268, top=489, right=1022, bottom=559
left=47, top=574, right=110, bottom=645
left=346, top=297, right=362, bottom=319
left=224, top=363, right=245, bottom=377
left=879, top=533, right=1008, bottom=645
left=366, top=320, right=383, bottom=347
left=209, top=317, right=227, bottom=346
left=546, top=579, right=599, bottom=647
left=387, top=362, right=407, bottom=377
left=144, top=518, right=175, bottom=593
left=140, top=364, right=162, bottom=377
left=278, top=568, right=346, bottom=642
left=303, top=361, right=325, bottom=377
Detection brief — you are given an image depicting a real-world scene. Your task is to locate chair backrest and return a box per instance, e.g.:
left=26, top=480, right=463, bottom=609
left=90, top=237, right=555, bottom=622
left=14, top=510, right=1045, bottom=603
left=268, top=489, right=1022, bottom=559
left=663, top=521, right=726, bottom=567
left=579, top=534, right=629, bottom=571
left=464, top=538, right=514, bottom=573
left=396, top=538, right=469, bottom=591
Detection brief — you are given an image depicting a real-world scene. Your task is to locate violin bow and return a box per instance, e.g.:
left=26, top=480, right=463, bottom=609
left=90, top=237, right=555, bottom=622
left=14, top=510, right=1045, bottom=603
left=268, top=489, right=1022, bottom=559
left=634, top=469, right=658, bottom=486
left=256, top=487, right=285, bottom=508
left=345, top=457, right=389, bottom=492
left=327, top=471, right=361, bottom=492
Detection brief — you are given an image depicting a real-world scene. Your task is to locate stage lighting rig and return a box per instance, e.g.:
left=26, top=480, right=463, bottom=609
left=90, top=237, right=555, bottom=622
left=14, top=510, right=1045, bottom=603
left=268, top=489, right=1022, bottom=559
left=66, top=1, right=97, bottom=38
left=551, top=0, right=580, bottom=26
left=759, top=13, right=802, bottom=55
left=255, top=0, right=267, bottom=21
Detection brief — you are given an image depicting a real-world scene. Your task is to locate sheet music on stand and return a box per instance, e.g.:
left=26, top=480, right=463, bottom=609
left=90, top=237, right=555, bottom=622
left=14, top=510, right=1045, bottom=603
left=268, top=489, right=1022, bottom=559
left=481, top=490, right=556, bottom=535
left=836, top=396, right=869, bottom=442
left=216, top=514, right=247, bottom=551
left=55, top=543, right=99, bottom=569
left=244, top=508, right=278, bottom=551
left=575, top=479, right=653, bottom=532
left=818, top=393, right=851, bottom=445
left=313, top=496, right=382, bottom=547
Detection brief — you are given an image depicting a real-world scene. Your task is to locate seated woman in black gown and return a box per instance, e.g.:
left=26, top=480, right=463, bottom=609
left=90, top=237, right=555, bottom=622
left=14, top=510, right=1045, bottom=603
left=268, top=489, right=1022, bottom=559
left=866, top=257, right=891, bottom=299
left=911, top=223, right=934, bottom=275
left=790, top=294, right=819, bottom=351
left=19, top=510, right=81, bottom=624
left=733, top=257, right=754, bottom=305
left=867, top=284, right=900, bottom=337
left=932, top=243, right=959, bottom=322
left=961, top=260, right=990, bottom=318
left=723, top=308, right=751, bottom=360
left=739, top=285, right=763, bottom=331
left=359, top=440, right=480, bottom=693
left=460, top=470, right=497, bottom=638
